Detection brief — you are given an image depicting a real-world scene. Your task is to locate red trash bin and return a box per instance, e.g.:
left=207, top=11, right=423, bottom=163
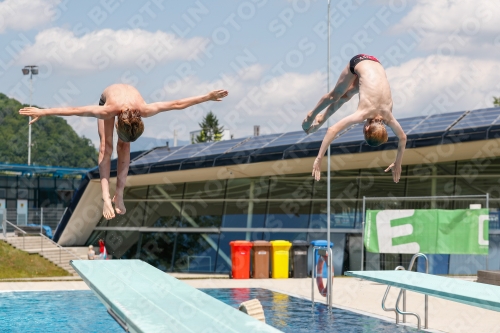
left=229, top=241, right=253, bottom=279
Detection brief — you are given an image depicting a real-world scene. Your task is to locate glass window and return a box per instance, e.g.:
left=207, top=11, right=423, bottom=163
left=7, top=188, right=17, bottom=199
left=184, top=180, right=226, bottom=199
left=180, top=201, right=224, bottom=228
left=226, top=178, right=269, bottom=200
left=269, top=177, right=313, bottom=200
left=143, top=201, right=181, bottom=228
left=172, top=233, right=220, bottom=273
left=148, top=183, right=184, bottom=200
left=313, top=175, right=359, bottom=200
left=124, top=186, right=148, bottom=200
left=358, top=176, right=406, bottom=198
left=39, top=177, right=54, bottom=188
left=17, top=189, right=28, bottom=199
left=104, top=230, right=141, bottom=259
left=0, top=176, right=8, bottom=187
left=310, top=200, right=358, bottom=229
left=106, top=201, right=147, bottom=227
left=266, top=201, right=310, bottom=229
left=85, top=230, right=106, bottom=246
left=0, top=188, right=6, bottom=198
left=56, top=178, right=73, bottom=190
left=264, top=232, right=306, bottom=243
left=222, top=201, right=267, bottom=228
left=136, top=232, right=176, bottom=272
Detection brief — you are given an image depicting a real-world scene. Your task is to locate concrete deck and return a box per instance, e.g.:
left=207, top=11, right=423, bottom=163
left=1, top=275, right=499, bottom=333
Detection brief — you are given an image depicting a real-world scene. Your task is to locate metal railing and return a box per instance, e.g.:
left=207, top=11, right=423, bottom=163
left=2, top=219, right=80, bottom=264
left=381, top=253, right=429, bottom=330
left=38, top=232, right=81, bottom=264
left=2, top=219, right=27, bottom=250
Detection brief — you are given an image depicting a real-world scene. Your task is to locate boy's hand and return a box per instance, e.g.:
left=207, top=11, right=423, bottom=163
left=385, top=162, right=402, bottom=183
left=312, top=156, right=322, bottom=181
left=19, top=107, right=44, bottom=124
left=208, top=90, right=228, bottom=101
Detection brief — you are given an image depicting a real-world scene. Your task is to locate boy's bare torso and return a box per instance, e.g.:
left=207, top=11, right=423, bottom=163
left=102, top=84, right=146, bottom=114
left=355, top=61, right=394, bottom=121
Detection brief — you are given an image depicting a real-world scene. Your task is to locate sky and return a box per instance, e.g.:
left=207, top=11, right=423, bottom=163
left=0, top=0, right=499, bottom=151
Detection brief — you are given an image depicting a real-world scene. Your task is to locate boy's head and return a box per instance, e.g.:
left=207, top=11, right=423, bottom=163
left=116, top=109, right=144, bottom=142
left=363, top=117, right=388, bottom=147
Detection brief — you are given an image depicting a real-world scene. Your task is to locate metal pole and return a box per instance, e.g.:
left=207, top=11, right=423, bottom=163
left=361, top=196, right=365, bottom=271
left=486, top=192, right=489, bottom=270
left=28, top=72, right=32, bottom=166
left=326, top=0, right=332, bottom=312
left=40, top=208, right=43, bottom=253
left=311, top=247, right=316, bottom=307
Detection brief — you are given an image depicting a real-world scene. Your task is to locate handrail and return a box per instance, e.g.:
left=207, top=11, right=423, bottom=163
left=401, top=253, right=429, bottom=329
left=38, top=232, right=81, bottom=261
left=381, top=266, right=406, bottom=323
left=3, top=219, right=27, bottom=250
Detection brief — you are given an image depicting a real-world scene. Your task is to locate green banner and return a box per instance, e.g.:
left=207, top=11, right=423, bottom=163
left=364, top=209, right=489, bottom=254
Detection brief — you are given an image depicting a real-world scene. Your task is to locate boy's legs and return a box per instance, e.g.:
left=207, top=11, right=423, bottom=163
left=98, top=118, right=115, bottom=220
left=302, top=63, right=357, bottom=132
left=306, top=77, right=359, bottom=134
left=112, top=138, right=130, bottom=215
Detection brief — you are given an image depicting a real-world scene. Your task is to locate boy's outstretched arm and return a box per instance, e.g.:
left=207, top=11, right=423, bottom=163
left=312, top=112, right=364, bottom=181
left=384, top=117, right=407, bottom=183
left=19, top=105, right=115, bottom=124
left=142, top=90, right=228, bottom=118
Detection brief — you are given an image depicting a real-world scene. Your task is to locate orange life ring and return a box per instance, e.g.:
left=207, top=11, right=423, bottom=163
left=316, top=253, right=334, bottom=297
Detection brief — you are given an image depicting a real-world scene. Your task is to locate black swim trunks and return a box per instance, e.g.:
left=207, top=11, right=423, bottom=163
left=99, top=94, right=106, bottom=106
left=349, top=54, right=380, bottom=75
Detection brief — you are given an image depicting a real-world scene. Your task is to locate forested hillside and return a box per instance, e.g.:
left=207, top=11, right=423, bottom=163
left=0, top=93, right=98, bottom=168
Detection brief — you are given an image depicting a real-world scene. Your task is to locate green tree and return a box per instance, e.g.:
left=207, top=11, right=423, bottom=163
left=494, top=97, right=500, bottom=107
left=194, top=111, right=224, bottom=143
left=0, top=93, right=98, bottom=168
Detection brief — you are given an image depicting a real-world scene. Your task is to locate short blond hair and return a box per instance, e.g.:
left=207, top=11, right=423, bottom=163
left=116, top=109, right=144, bottom=142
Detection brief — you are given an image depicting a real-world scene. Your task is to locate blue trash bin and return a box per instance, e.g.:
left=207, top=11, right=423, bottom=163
left=311, top=240, right=334, bottom=278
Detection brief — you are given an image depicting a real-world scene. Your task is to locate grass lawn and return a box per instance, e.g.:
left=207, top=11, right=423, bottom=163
left=0, top=241, right=70, bottom=279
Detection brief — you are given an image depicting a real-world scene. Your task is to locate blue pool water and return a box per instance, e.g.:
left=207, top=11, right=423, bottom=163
left=0, top=289, right=417, bottom=332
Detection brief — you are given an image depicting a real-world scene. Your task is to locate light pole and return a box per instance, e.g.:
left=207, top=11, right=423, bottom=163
left=326, top=0, right=332, bottom=311
left=22, top=65, right=38, bottom=165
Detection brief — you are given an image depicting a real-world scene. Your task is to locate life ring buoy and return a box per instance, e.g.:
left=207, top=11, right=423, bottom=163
left=316, top=253, right=334, bottom=297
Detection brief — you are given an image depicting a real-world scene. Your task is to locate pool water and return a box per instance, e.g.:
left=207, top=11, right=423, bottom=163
left=203, top=288, right=417, bottom=333
left=0, top=289, right=418, bottom=333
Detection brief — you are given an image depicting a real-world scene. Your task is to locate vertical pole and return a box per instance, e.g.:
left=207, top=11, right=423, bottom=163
left=361, top=196, right=365, bottom=271
left=486, top=193, right=489, bottom=270
left=311, top=247, right=315, bottom=308
left=40, top=207, right=44, bottom=253
left=326, top=0, right=332, bottom=312
left=28, top=72, right=32, bottom=166
left=246, top=181, right=255, bottom=241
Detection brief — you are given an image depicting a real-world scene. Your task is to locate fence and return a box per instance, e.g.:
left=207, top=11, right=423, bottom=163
left=360, top=195, right=490, bottom=273
left=0, top=208, right=66, bottom=233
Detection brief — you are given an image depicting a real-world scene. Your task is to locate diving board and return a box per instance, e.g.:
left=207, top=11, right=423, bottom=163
left=71, top=260, right=282, bottom=333
left=345, top=270, right=500, bottom=312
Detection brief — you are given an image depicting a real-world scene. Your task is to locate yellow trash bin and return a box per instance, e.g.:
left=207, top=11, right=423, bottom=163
left=270, top=240, right=292, bottom=279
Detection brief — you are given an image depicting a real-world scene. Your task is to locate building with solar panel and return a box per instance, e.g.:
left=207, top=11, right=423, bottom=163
left=53, top=107, right=500, bottom=276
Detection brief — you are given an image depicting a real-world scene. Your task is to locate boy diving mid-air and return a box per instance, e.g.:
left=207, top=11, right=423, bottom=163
left=20, top=84, right=228, bottom=220
left=302, top=54, right=407, bottom=183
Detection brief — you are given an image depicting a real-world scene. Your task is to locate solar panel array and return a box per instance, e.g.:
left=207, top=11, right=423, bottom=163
left=450, top=108, right=500, bottom=130
left=131, top=108, right=500, bottom=166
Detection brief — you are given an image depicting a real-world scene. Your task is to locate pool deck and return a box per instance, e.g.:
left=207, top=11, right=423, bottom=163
left=1, top=274, right=499, bottom=333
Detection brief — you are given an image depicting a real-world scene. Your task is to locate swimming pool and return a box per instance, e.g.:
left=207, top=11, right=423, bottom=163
left=0, top=289, right=417, bottom=332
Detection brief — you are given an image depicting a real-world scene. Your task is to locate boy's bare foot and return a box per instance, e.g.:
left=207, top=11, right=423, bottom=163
left=103, top=199, right=115, bottom=220
left=302, top=110, right=315, bottom=133
left=112, top=194, right=127, bottom=215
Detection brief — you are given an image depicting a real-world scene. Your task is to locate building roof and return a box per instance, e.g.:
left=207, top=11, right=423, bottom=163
left=0, top=163, right=89, bottom=177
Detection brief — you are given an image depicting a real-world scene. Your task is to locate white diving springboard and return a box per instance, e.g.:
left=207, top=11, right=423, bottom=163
left=345, top=270, right=500, bottom=312
left=71, top=260, right=282, bottom=333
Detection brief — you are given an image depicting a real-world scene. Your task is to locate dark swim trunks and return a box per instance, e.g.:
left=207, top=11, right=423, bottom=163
left=99, top=94, right=106, bottom=106
left=349, top=54, right=380, bottom=75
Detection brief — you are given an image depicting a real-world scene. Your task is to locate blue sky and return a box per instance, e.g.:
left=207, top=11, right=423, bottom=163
left=0, top=0, right=499, bottom=150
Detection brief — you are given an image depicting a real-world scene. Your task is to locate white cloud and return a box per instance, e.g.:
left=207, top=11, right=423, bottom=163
left=18, top=28, right=209, bottom=72
left=386, top=55, right=500, bottom=119
left=0, top=0, right=61, bottom=33
left=392, top=0, right=500, bottom=56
